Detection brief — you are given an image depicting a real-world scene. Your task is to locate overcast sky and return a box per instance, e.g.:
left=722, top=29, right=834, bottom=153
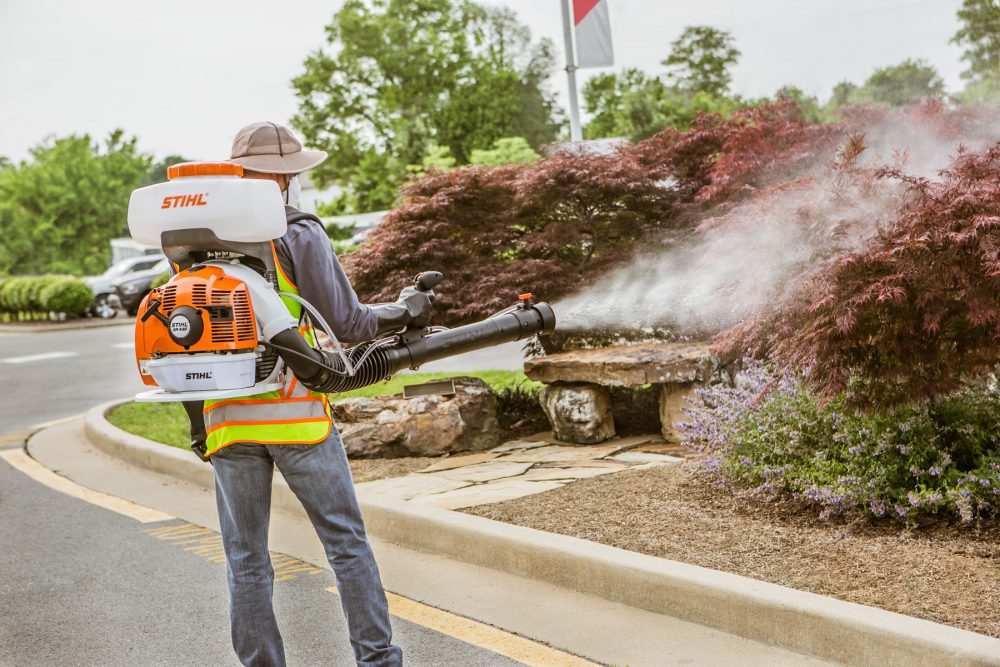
left=0, top=0, right=964, bottom=164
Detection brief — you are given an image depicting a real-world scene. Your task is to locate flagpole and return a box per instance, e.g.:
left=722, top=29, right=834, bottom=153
left=560, top=0, right=583, bottom=142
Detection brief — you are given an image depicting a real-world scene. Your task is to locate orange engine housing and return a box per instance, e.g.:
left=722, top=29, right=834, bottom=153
left=135, top=265, right=259, bottom=386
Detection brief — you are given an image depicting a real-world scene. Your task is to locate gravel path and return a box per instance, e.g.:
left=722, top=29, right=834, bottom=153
left=464, top=463, right=1000, bottom=637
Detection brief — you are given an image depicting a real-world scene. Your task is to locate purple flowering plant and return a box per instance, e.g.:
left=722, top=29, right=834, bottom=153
left=677, top=364, right=1000, bottom=525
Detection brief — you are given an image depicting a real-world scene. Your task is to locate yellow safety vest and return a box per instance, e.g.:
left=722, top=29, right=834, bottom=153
left=201, top=241, right=331, bottom=456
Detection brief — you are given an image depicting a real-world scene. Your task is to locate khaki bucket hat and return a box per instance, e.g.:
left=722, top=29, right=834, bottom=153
left=227, top=121, right=327, bottom=174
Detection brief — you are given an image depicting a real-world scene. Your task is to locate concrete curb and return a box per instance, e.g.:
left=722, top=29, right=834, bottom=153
left=0, top=318, right=130, bottom=334
left=84, top=400, right=1000, bottom=667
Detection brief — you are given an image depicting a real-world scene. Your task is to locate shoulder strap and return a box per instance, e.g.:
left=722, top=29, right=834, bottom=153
left=285, top=209, right=323, bottom=226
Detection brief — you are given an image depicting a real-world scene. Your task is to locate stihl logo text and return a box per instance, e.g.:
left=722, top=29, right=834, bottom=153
left=185, top=372, right=213, bottom=380
left=161, top=194, right=208, bottom=209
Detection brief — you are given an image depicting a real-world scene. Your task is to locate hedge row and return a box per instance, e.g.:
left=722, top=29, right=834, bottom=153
left=0, top=276, right=95, bottom=320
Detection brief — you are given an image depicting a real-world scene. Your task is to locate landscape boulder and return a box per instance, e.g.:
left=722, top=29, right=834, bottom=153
left=526, top=342, right=723, bottom=442
left=539, top=383, right=616, bottom=444
left=331, top=376, right=500, bottom=458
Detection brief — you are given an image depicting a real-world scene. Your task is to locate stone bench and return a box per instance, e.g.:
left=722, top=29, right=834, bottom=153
left=524, top=342, right=720, bottom=444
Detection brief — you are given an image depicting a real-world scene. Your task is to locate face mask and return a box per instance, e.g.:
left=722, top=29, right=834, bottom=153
left=285, top=175, right=302, bottom=208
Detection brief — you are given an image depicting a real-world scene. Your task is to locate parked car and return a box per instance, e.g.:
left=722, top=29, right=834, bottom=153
left=84, top=254, right=165, bottom=318
left=111, top=258, right=171, bottom=316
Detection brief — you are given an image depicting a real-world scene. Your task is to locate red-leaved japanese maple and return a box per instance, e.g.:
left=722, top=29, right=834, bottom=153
left=346, top=99, right=832, bottom=323
left=721, top=140, right=1000, bottom=407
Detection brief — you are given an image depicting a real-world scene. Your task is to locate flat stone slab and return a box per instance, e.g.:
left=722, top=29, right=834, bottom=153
left=433, top=461, right=535, bottom=483
left=524, top=341, right=717, bottom=387
left=501, top=443, right=627, bottom=464
left=519, top=465, right=629, bottom=481
left=411, top=479, right=566, bottom=510
left=356, top=474, right=470, bottom=500
left=610, top=451, right=684, bottom=464
left=490, top=439, right=551, bottom=453
left=420, top=452, right=500, bottom=472
left=631, top=442, right=698, bottom=458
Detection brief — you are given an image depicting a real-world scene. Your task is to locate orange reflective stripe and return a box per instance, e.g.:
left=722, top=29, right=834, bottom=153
left=269, top=241, right=297, bottom=291
left=284, top=376, right=298, bottom=399
left=203, top=396, right=324, bottom=413
left=206, top=416, right=330, bottom=436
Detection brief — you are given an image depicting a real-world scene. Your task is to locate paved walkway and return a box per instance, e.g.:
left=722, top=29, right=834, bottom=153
left=358, top=434, right=695, bottom=509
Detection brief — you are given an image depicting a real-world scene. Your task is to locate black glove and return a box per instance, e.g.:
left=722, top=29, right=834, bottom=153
left=191, top=439, right=211, bottom=463
left=370, top=286, right=435, bottom=336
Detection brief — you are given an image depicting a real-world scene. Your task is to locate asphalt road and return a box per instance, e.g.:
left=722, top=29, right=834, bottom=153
left=0, top=325, right=532, bottom=666
left=0, top=324, right=144, bottom=433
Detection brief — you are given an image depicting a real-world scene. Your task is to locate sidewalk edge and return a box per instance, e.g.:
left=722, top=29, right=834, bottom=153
left=82, top=400, right=1000, bottom=667
left=0, top=319, right=130, bottom=334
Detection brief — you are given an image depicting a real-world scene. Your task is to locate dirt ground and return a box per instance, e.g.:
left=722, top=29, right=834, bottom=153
left=463, top=463, right=1000, bottom=638
left=348, top=456, right=437, bottom=483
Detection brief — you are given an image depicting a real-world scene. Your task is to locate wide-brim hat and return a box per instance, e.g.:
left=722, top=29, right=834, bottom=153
left=227, top=121, right=327, bottom=175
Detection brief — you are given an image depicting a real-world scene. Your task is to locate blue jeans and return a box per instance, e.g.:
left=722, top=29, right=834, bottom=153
left=212, top=428, right=403, bottom=667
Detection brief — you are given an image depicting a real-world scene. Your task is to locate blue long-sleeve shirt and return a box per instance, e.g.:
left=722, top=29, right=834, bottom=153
left=273, top=207, right=378, bottom=344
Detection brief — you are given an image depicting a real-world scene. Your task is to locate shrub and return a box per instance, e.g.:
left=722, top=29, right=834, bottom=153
left=346, top=99, right=836, bottom=326
left=40, top=278, right=94, bottom=314
left=468, top=137, right=539, bottom=167
left=679, top=364, right=1000, bottom=526
left=0, top=277, right=23, bottom=313
left=495, top=382, right=548, bottom=439
left=150, top=271, right=170, bottom=289
left=28, top=275, right=62, bottom=310
left=715, top=105, right=1000, bottom=407
left=346, top=155, right=678, bottom=324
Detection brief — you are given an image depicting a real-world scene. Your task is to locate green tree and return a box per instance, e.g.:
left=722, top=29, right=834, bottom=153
left=292, top=0, right=559, bottom=213
left=0, top=131, right=151, bottom=276
left=468, top=137, right=539, bottom=166
left=408, top=144, right=457, bottom=176
left=828, top=81, right=859, bottom=108
left=582, top=67, right=744, bottom=141
left=774, top=86, right=830, bottom=123
left=436, top=6, right=560, bottom=162
left=827, top=60, right=945, bottom=108
left=662, top=26, right=741, bottom=97
left=856, top=59, right=945, bottom=106
left=953, top=0, right=1000, bottom=86
left=583, top=68, right=671, bottom=140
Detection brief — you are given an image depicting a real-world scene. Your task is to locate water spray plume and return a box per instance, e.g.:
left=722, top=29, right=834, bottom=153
left=555, top=106, right=1000, bottom=338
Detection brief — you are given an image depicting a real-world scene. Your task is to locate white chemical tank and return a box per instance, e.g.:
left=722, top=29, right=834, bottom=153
left=127, top=162, right=287, bottom=247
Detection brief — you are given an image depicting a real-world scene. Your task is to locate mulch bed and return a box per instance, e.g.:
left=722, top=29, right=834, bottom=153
left=348, top=457, right=437, bottom=484
left=463, top=463, right=1000, bottom=637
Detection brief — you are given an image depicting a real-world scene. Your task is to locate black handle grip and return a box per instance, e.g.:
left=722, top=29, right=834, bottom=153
left=414, top=271, right=443, bottom=292
left=140, top=299, right=170, bottom=326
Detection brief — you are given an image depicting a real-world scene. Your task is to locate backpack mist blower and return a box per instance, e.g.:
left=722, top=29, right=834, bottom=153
left=126, top=162, right=555, bottom=405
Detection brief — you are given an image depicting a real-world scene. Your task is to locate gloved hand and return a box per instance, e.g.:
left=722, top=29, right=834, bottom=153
left=371, top=285, right=435, bottom=336
left=191, top=439, right=211, bottom=463
left=182, top=401, right=211, bottom=464
left=397, top=286, right=434, bottom=327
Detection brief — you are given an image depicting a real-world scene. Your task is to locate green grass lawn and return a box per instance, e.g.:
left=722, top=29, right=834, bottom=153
left=107, top=370, right=540, bottom=449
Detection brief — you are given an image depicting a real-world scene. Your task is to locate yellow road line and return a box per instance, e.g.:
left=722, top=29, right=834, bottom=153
left=326, top=587, right=597, bottom=667
left=146, top=521, right=326, bottom=581
left=0, top=448, right=172, bottom=524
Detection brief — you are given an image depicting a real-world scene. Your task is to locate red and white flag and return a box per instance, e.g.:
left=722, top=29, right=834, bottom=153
left=573, top=0, right=614, bottom=68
